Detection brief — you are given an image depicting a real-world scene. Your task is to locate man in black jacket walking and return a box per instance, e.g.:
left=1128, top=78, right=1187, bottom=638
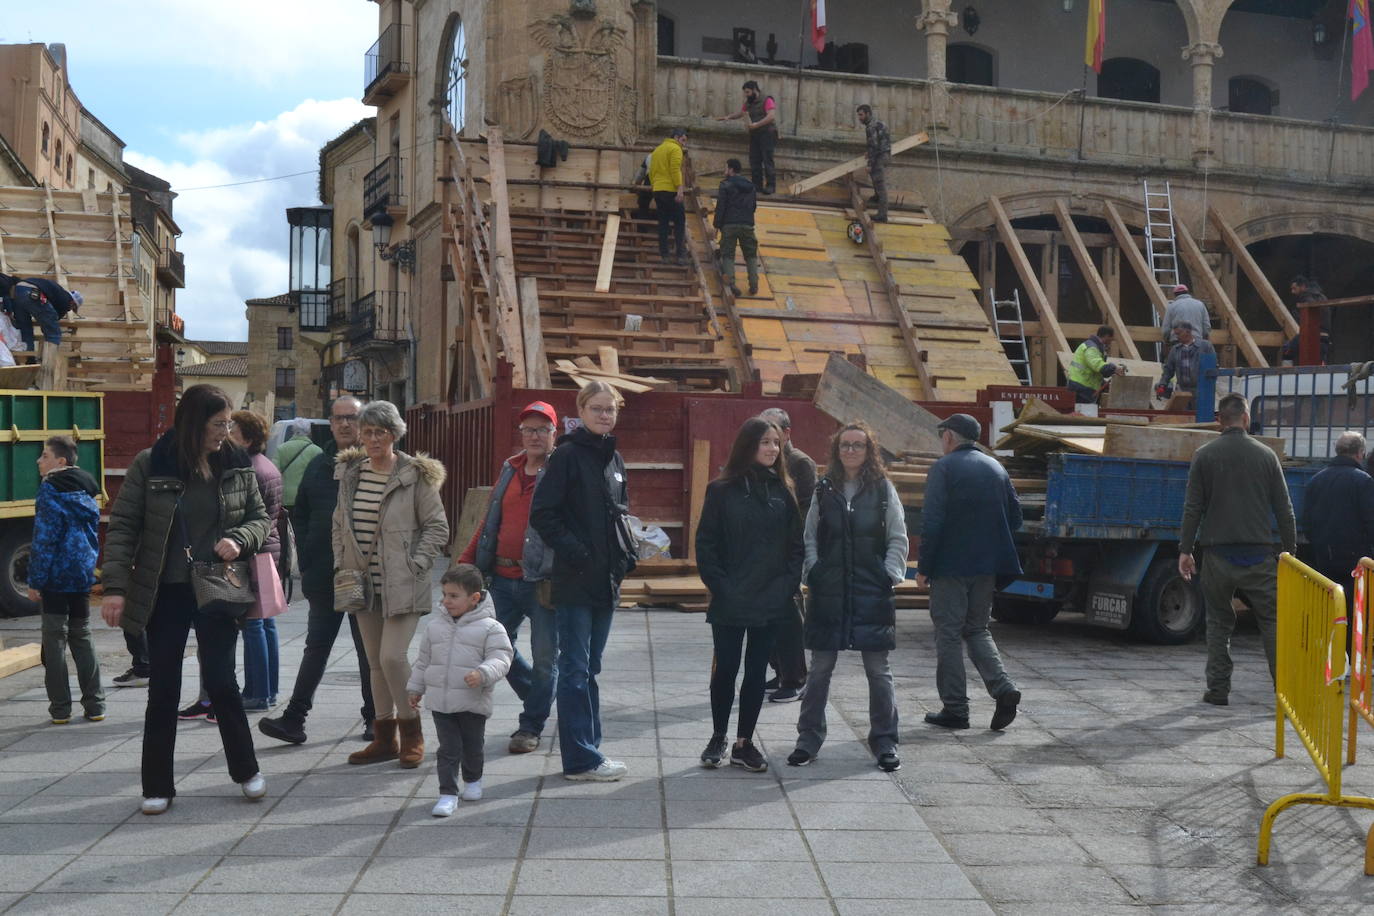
left=1302, top=431, right=1374, bottom=623
left=715, top=159, right=759, bottom=297
left=259, top=396, right=376, bottom=745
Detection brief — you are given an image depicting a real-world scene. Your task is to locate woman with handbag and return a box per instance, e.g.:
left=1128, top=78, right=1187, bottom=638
left=99, top=384, right=271, bottom=815
left=529, top=381, right=636, bottom=781
left=333, top=400, right=449, bottom=769
left=231, top=410, right=284, bottom=710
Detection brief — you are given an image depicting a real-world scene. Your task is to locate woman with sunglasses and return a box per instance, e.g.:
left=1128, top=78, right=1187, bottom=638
left=788, top=421, right=908, bottom=773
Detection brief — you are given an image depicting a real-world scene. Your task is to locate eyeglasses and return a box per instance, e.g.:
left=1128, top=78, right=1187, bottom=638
left=519, top=426, right=554, bottom=436
left=331, top=414, right=359, bottom=423
left=838, top=441, right=867, bottom=452
left=587, top=406, right=619, bottom=417
left=360, top=428, right=392, bottom=440
left=209, top=420, right=235, bottom=431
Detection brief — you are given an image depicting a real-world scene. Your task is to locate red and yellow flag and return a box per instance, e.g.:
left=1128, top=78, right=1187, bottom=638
left=1085, top=0, right=1106, bottom=73
left=1352, top=0, right=1374, bottom=100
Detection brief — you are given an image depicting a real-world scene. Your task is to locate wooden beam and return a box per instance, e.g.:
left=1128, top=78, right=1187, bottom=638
left=989, top=196, right=1069, bottom=358
left=594, top=213, right=621, bottom=293
left=849, top=177, right=935, bottom=399
left=787, top=132, right=929, bottom=197
left=1306, top=293, right=1374, bottom=309
left=1102, top=199, right=1169, bottom=326
left=43, top=185, right=67, bottom=291
left=518, top=276, right=552, bottom=388
left=597, top=345, right=620, bottom=376
left=1208, top=207, right=1299, bottom=337
left=1174, top=217, right=1266, bottom=368
left=687, top=439, right=712, bottom=562
left=485, top=128, right=528, bottom=387
left=1053, top=199, right=1141, bottom=360
left=813, top=351, right=945, bottom=457
left=1022, top=320, right=1285, bottom=347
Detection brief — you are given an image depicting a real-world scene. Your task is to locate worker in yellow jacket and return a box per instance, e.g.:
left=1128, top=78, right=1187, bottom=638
left=648, top=127, right=688, bottom=265
left=1066, top=325, right=1125, bottom=404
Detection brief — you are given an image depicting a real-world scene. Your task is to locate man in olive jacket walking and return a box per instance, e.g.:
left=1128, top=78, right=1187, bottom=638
left=259, top=397, right=376, bottom=745
left=918, top=414, right=1023, bottom=731
left=1179, top=393, right=1296, bottom=706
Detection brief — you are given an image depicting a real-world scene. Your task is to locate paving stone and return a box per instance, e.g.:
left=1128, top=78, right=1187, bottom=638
left=676, top=900, right=834, bottom=916
left=337, top=894, right=507, bottom=916
left=354, top=857, right=516, bottom=895
left=834, top=901, right=995, bottom=916
left=0, top=856, right=77, bottom=893
left=961, top=864, right=1137, bottom=904
left=506, top=898, right=670, bottom=916
left=5, top=892, right=183, bottom=915
left=523, top=825, right=665, bottom=859
left=664, top=798, right=797, bottom=830
left=803, top=828, right=952, bottom=863
left=533, top=797, right=662, bottom=828
left=668, top=827, right=810, bottom=861
left=818, top=861, right=981, bottom=900
left=172, top=893, right=343, bottom=914
left=195, top=855, right=368, bottom=893
left=376, top=823, right=527, bottom=858
left=513, top=858, right=667, bottom=897
left=790, top=801, right=927, bottom=832
left=88, top=822, right=250, bottom=857
left=942, top=832, right=1093, bottom=866
left=39, top=854, right=218, bottom=894
left=0, top=823, right=107, bottom=855
left=228, top=823, right=384, bottom=857
left=670, top=859, right=826, bottom=898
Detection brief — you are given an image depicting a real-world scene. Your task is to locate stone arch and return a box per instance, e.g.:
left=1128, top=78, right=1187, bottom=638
left=433, top=12, right=468, bottom=135
left=946, top=41, right=996, bottom=87
left=950, top=191, right=1148, bottom=233
left=1231, top=211, right=1374, bottom=248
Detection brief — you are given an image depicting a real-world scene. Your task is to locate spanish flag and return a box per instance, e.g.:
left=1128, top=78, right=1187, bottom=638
left=1085, top=0, right=1106, bottom=73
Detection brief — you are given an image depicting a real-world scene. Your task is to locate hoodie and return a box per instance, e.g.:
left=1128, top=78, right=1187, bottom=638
left=29, top=466, right=101, bottom=593
left=406, top=594, right=514, bottom=716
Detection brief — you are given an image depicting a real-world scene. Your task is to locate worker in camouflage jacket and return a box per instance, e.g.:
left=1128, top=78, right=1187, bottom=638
left=857, top=104, right=891, bottom=222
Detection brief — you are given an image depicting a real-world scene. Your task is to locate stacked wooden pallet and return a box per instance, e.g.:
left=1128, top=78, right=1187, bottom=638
left=0, top=185, right=153, bottom=391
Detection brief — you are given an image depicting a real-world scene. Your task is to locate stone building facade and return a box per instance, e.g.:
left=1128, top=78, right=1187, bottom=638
left=245, top=294, right=325, bottom=420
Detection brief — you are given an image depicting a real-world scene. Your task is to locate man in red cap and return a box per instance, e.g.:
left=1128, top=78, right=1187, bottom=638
left=1161, top=284, right=1211, bottom=346
left=458, top=401, right=560, bottom=753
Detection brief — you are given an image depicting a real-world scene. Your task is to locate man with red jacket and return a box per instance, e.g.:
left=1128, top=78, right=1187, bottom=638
left=458, top=401, right=558, bottom=753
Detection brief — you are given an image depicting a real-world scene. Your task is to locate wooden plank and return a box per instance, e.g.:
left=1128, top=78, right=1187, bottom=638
left=486, top=128, right=528, bottom=386
left=1173, top=217, right=1266, bottom=368
left=1054, top=199, right=1140, bottom=360
left=687, top=439, right=712, bottom=562
left=517, top=276, right=552, bottom=388
left=813, top=351, right=945, bottom=456
left=109, top=192, right=131, bottom=322
left=989, top=196, right=1069, bottom=357
left=1103, top=199, right=1168, bottom=326
left=0, top=643, right=41, bottom=679
left=1102, top=424, right=1285, bottom=461
left=849, top=178, right=935, bottom=399
left=597, top=345, right=620, bottom=376
left=1208, top=207, right=1299, bottom=337
left=1103, top=374, right=1155, bottom=409
left=594, top=213, right=621, bottom=293
left=787, top=132, right=929, bottom=196
left=450, top=487, right=492, bottom=564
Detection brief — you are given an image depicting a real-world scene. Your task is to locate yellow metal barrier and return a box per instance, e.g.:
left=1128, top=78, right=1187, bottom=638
left=1345, top=557, right=1374, bottom=874
left=1257, top=553, right=1374, bottom=869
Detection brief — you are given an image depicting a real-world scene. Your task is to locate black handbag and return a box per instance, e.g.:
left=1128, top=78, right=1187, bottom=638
left=178, top=496, right=254, bottom=619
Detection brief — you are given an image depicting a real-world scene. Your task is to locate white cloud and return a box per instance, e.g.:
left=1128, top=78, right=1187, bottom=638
left=126, top=97, right=372, bottom=341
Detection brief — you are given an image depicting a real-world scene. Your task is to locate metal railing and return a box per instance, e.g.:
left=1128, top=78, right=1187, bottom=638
left=329, top=277, right=351, bottom=326
left=1200, top=366, right=1374, bottom=460
left=156, top=247, right=185, bottom=288
left=348, top=290, right=407, bottom=346
left=364, top=156, right=405, bottom=218
left=363, top=23, right=410, bottom=98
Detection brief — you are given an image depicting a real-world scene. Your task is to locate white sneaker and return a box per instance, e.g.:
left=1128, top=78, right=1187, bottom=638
left=460, top=780, right=483, bottom=801
left=431, top=795, right=459, bottom=817
left=141, top=797, right=171, bottom=816
left=564, top=759, right=628, bottom=782
left=241, top=773, right=267, bottom=800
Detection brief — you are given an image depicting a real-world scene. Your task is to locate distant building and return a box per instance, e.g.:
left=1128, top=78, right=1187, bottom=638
left=0, top=42, right=82, bottom=190
left=245, top=293, right=324, bottom=420
left=176, top=355, right=249, bottom=410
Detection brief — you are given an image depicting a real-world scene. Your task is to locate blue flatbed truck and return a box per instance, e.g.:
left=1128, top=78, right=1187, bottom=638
left=995, top=453, right=1320, bottom=645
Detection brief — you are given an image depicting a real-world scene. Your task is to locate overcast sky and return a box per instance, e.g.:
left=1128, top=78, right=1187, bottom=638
left=8, top=0, right=377, bottom=341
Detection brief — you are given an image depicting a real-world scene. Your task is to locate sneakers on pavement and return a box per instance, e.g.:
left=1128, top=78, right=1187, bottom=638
left=508, top=730, right=540, bottom=754
left=730, top=739, right=768, bottom=773
left=50, top=716, right=70, bottom=725
left=84, top=712, right=106, bottom=722
left=177, top=701, right=211, bottom=720
left=1202, top=692, right=1229, bottom=707
left=113, top=668, right=149, bottom=688
left=786, top=748, right=815, bottom=767
left=763, top=676, right=781, bottom=691
left=461, top=780, right=483, bottom=801
left=877, top=751, right=901, bottom=772
left=204, top=706, right=217, bottom=725
left=768, top=685, right=804, bottom=703
left=259, top=715, right=307, bottom=745
left=700, top=734, right=729, bottom=768
left=991, top=690, right=1022, bottom=731
left=564, top=759, right=628, bottom=782
left=432, top=794, right=459, bottom=817
left=141, top=797, right=171, bottom=816
left=241, top=773, right=267, bottom=800
left=924, top=710, right=970, bottom=730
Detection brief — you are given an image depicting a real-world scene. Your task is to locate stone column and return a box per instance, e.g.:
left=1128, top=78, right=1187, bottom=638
left=916, top=2, right=960, bottom=131
left=1182, top=41, right=1223, bottom=167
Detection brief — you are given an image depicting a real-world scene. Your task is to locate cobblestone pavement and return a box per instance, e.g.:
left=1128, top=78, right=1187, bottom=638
left=1, top=597, right=1373, bottom=914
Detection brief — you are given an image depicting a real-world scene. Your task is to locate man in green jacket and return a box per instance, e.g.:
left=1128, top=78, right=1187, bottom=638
left=1066, top=326, right=1124, bottom=404
left=1179, top=393, right=1297, bottom=706
left=273, top=419, right=323, bottom=510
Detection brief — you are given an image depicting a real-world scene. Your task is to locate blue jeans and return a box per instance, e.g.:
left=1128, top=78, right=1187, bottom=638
left=555, top=602, right=615, bottom=774
left=487, top=576, right=558, bottom=736
left=240, top=617, right=279, bottom=703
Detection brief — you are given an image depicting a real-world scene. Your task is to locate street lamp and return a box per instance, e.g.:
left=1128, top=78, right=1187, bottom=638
left=371, top=212, right=415, bottom=272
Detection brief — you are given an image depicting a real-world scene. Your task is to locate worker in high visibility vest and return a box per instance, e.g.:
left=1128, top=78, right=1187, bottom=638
left=1065, top=325, right=1125, bottom=405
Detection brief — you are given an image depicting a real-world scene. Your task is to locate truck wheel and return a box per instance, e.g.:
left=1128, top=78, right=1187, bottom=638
left=1130, top=556, right=1203, bottom=645
left=992, top=597, right=1060, bottom=626
left=0, top=525, right=37, bottom=618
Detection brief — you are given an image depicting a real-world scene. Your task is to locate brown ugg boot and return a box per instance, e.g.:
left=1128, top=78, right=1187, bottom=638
left=397, top=715, right=425, bottom=769
left=348, top=716, right=398, bottom=765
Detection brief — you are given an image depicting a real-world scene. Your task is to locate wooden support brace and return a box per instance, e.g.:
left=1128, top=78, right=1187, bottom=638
left=43, top=186, right=67, bottom=289
left=485, top=128, right=528, bottom=387
left=1174, top=217, right=1266, bottom=368
left=109, top=192, right=131, bottom=323
left=989, top=196, right=1070, bottom=357
left=788, top=132, right=929, bottom=197
left=1054, top=199, right=1140, bottom=360
left=595, top=214, right=620, bottom=293
left=518, top=276, right=552, bottom=388
left=687, top=439, right=712, bottom=562
left=1103, top=200, right=1169, bottom=327
left=1208, top=207, right=1299, bottom=338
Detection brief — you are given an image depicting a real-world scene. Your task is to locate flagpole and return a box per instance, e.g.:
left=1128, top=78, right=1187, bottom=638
left=1076, top=64, right=1089, bottom=160
left=794, top=0, right=809, bottom=136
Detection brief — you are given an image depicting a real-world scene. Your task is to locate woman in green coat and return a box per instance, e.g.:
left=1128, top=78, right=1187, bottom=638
left=100, top=384, right=270, bottom=816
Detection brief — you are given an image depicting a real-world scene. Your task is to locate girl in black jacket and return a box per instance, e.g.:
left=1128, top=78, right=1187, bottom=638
left=695, top=418, right=803, bottom=772
left=529, top=381, right=635, bottom=781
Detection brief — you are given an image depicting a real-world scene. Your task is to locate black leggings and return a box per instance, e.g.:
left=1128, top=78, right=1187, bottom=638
left=710, top=623, right=777, bottom=740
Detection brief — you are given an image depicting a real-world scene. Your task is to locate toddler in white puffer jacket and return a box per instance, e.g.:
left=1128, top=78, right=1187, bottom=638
left=408, top=564, right=513, bottom=817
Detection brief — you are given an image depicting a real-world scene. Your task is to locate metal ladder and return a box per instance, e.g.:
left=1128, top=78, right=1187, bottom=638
left=989, top=289, right=1033, bottom=386
left=1142, top=180, right=1179, bottom=360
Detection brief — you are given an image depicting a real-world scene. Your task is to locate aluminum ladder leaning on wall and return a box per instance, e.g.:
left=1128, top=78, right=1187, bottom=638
left=989, top=288, right=1033, bottom=386
left=1143, top=179, right=1180, bottom=362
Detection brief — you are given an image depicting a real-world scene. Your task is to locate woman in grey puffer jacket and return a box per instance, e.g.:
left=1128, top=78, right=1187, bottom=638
left=407, top=565, right=513, bottom=814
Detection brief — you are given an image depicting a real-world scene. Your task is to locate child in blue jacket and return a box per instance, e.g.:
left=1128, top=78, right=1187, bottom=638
left=29, top=435, right=104, bottom=724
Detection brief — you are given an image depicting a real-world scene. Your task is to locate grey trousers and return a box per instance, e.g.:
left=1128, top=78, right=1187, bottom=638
left=795, top=649, right=898, bottom=756
left=929, top=575, right=1016, bottom=718
left=432, top=710, right=487, bottom=793
left=41, top=593, right=104, bottom=719
left=1200, top=552, right=1278, bottom=698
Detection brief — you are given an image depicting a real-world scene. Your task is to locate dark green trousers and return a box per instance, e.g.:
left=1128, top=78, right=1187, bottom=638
left=719, top=224, right=759, bottom=292
left=1201, top=552, right=1278, bottom=698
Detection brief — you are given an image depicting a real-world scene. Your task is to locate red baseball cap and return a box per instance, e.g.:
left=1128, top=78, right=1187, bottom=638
left=1173, top=284, right=1189, bottom=294
left=519, top=401, right=557, bottom=428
